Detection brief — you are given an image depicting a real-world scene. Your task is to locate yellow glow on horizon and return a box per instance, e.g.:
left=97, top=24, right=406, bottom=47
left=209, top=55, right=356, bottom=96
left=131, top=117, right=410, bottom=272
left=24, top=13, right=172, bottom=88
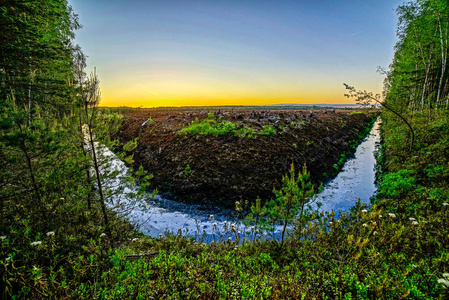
left=99, top=76, right=360, bottom=108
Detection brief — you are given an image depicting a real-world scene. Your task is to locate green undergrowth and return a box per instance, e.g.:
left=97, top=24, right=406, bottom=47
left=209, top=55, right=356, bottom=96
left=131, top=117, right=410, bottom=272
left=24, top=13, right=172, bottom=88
left=178, top=111, right=268, bottom=138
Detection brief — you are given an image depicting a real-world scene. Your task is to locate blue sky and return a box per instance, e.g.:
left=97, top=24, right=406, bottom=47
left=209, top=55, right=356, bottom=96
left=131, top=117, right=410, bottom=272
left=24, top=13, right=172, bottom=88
left=69, top=0, right=404, bottom=107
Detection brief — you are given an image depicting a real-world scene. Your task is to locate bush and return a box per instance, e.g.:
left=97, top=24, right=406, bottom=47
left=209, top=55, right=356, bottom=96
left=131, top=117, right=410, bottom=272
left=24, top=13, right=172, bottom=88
left=259, top=125, right=276, bottom=136
left=377, top=169, right=416, bottom=199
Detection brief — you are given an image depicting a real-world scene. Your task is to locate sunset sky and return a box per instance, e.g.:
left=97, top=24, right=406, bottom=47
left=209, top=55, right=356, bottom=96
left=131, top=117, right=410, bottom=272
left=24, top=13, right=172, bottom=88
left=69, top=0, right=403, bottom=107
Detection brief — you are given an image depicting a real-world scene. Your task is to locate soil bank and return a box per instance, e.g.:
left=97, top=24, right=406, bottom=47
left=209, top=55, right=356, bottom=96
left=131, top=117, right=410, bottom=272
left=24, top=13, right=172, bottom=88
left=116, top=109, right=377, bottom=207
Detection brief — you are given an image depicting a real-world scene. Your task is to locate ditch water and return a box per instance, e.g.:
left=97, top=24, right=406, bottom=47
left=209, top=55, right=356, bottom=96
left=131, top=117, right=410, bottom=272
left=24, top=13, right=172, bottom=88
left=101, top=118, right=381, bottom=239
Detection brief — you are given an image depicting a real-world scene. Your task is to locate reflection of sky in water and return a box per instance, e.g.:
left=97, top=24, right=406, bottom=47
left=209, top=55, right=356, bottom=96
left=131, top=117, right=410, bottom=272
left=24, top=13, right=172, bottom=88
left=99, top=118, right=381, bottom=238
left=311, top=118, right=380, bottom=213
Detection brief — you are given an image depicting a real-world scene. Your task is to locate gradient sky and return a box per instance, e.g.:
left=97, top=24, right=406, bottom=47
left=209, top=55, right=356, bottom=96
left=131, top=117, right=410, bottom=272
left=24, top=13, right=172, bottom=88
left=69, top=0, right=404, bottom=107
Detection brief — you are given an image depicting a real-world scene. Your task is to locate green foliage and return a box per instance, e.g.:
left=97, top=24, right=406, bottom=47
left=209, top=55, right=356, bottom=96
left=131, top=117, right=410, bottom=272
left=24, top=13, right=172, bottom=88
left=377, top=169, right=416, bottom=198
left=246, top=164, right=320, bottom=246
left=259, top=125, right=276, bottom=136
left=178, top=112, right=274, bottom=138
left=178, top=113, right=237, bottom=136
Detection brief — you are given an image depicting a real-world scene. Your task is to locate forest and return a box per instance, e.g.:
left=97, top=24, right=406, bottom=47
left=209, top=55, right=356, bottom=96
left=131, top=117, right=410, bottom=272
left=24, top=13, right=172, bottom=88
left=1, top=0, right=449, bottom=298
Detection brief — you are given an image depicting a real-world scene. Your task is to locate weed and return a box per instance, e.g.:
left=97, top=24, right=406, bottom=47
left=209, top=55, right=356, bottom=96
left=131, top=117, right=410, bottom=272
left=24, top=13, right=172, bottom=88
left=259, top=125, right=276, bottom=136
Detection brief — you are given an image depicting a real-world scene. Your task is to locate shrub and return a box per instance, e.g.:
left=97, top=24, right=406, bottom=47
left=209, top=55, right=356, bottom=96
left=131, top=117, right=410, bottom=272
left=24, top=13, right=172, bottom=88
left=377, top=169, right=416, bottom=199
left=259, top=125, right=276, bottom=136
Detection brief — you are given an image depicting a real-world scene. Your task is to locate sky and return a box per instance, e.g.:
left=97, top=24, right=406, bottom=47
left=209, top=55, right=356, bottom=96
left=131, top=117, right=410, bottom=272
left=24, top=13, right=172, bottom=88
left=69, top=0, right=404, bottom=107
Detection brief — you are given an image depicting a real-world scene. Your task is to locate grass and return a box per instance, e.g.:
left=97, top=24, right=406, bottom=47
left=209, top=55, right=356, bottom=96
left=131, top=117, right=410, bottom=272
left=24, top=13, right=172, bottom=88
left=178, top=111, right=275, bottom=138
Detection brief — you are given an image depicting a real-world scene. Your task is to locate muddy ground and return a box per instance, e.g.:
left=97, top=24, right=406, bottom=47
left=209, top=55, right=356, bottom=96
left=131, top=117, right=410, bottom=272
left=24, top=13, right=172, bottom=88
left=115, top=109, right=377, bottom=208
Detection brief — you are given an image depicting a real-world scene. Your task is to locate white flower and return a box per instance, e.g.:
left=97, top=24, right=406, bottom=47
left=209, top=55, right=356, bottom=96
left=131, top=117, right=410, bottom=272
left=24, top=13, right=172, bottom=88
left=30, top=241, right=42, bottom=246
left=46, top=231, right=55, bottom=237
left=100, top=233, right=106, bottom=238
left=231, top=223, right=236, bottom=229
left=251, top=226, right=255, bottom=231
left=362, top=209, right=367, bottom=214
left=388, top=213, right=396, bottom=218
left=131, top=238, right=139, bottom=242
left=443, top=203, right=449, bottom=206
left=378, top=215, right=382, bottom=218
left=412, top=221, right=419, bottom=226
left=237, top=231, right=241, bottom=234
left=362, top=223, right=368, bottom=227
left=0, top=236, right=6, bottom=240
left=373, top=231, right=378, bottom=235
left=209, top=215, right=214, bottom=220
left=223, top=221, right=227, bottom=225
left=227, top=237, right=232, bottom=242
left=329, top=222, right=332, bottom=225
left=5, top=257, right=10, bottom=262
left=409, top=217, right=416, bottom=221
left=60, top=197, right=64, bottom=200
left=159, top=233, right=162, bottom=238
left=255, top=229, right=259, bottom=234
left=213, top=222, right=217, bottom=226
left=234, top=247, right=238, bottom=250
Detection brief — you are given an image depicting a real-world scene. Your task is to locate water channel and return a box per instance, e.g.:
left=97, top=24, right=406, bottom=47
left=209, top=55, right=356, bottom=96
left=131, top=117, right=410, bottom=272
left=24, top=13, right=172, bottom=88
left=102, top=118, right=381, bottom=239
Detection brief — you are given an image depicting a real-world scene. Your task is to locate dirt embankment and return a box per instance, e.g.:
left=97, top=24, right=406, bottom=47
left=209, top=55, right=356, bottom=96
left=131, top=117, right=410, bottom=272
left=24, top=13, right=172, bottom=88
left=116, top=109, right=376, bottom=207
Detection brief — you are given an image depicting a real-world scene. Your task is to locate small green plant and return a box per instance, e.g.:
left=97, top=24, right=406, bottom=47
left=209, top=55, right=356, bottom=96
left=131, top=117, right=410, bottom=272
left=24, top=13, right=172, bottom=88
left=259, top=125, right=276, bottom=136
left=183, top=163, right=191, bottom=177
left=246, top=163, right=320, bottom=247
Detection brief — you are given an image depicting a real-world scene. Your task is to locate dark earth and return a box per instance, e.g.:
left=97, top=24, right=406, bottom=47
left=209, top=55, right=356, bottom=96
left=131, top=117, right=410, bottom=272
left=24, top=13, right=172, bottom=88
left=115, top=108, right=377, bottom=208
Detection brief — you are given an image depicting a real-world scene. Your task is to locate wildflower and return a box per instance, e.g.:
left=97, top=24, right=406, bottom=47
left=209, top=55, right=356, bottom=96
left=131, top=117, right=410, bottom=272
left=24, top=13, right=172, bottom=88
left=159, top=233, right=163, bottom=238
left=255, top=229, right=259, bottom=234
left=373, top=231, right=378, bottom=235
left=237, top=231, right=241, bottom=234
left=227, top=237, right=232, bottom=242
left=5, top=257, right=10, bottom=262
left=30, top=241, right=42, bottom=246
left=231, top=223, right=236, bottom=230
left=100, top=233, right=106, bottom=238
left=362, top=223, right=367, bottom=227
left=131, top=238, right=139, bottom=242
left=251, top=226, right=255, bottom=231
left=378, top=215, right=382, bottom=218
left=46, top=231, right=55, bottom=237
left=388, top=213, right=396, bottom=218
left=0, top=236, right=6, bottom=240
left=223, top=221, right=227, bottom=225
left=362, top=209, right=367, bottom=214
left=412, top=221, right=419, bottom=226
left=329, top=222, right=332, bottom=225
left=209, top=215, right=214, bottom=220
left=234, top=247, right=238, bottom=250
left=213, top=222, right=217, bottom=227
left=409, top=217, right=416, bottom=221
left=443, top=203, right=449, bottom=206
